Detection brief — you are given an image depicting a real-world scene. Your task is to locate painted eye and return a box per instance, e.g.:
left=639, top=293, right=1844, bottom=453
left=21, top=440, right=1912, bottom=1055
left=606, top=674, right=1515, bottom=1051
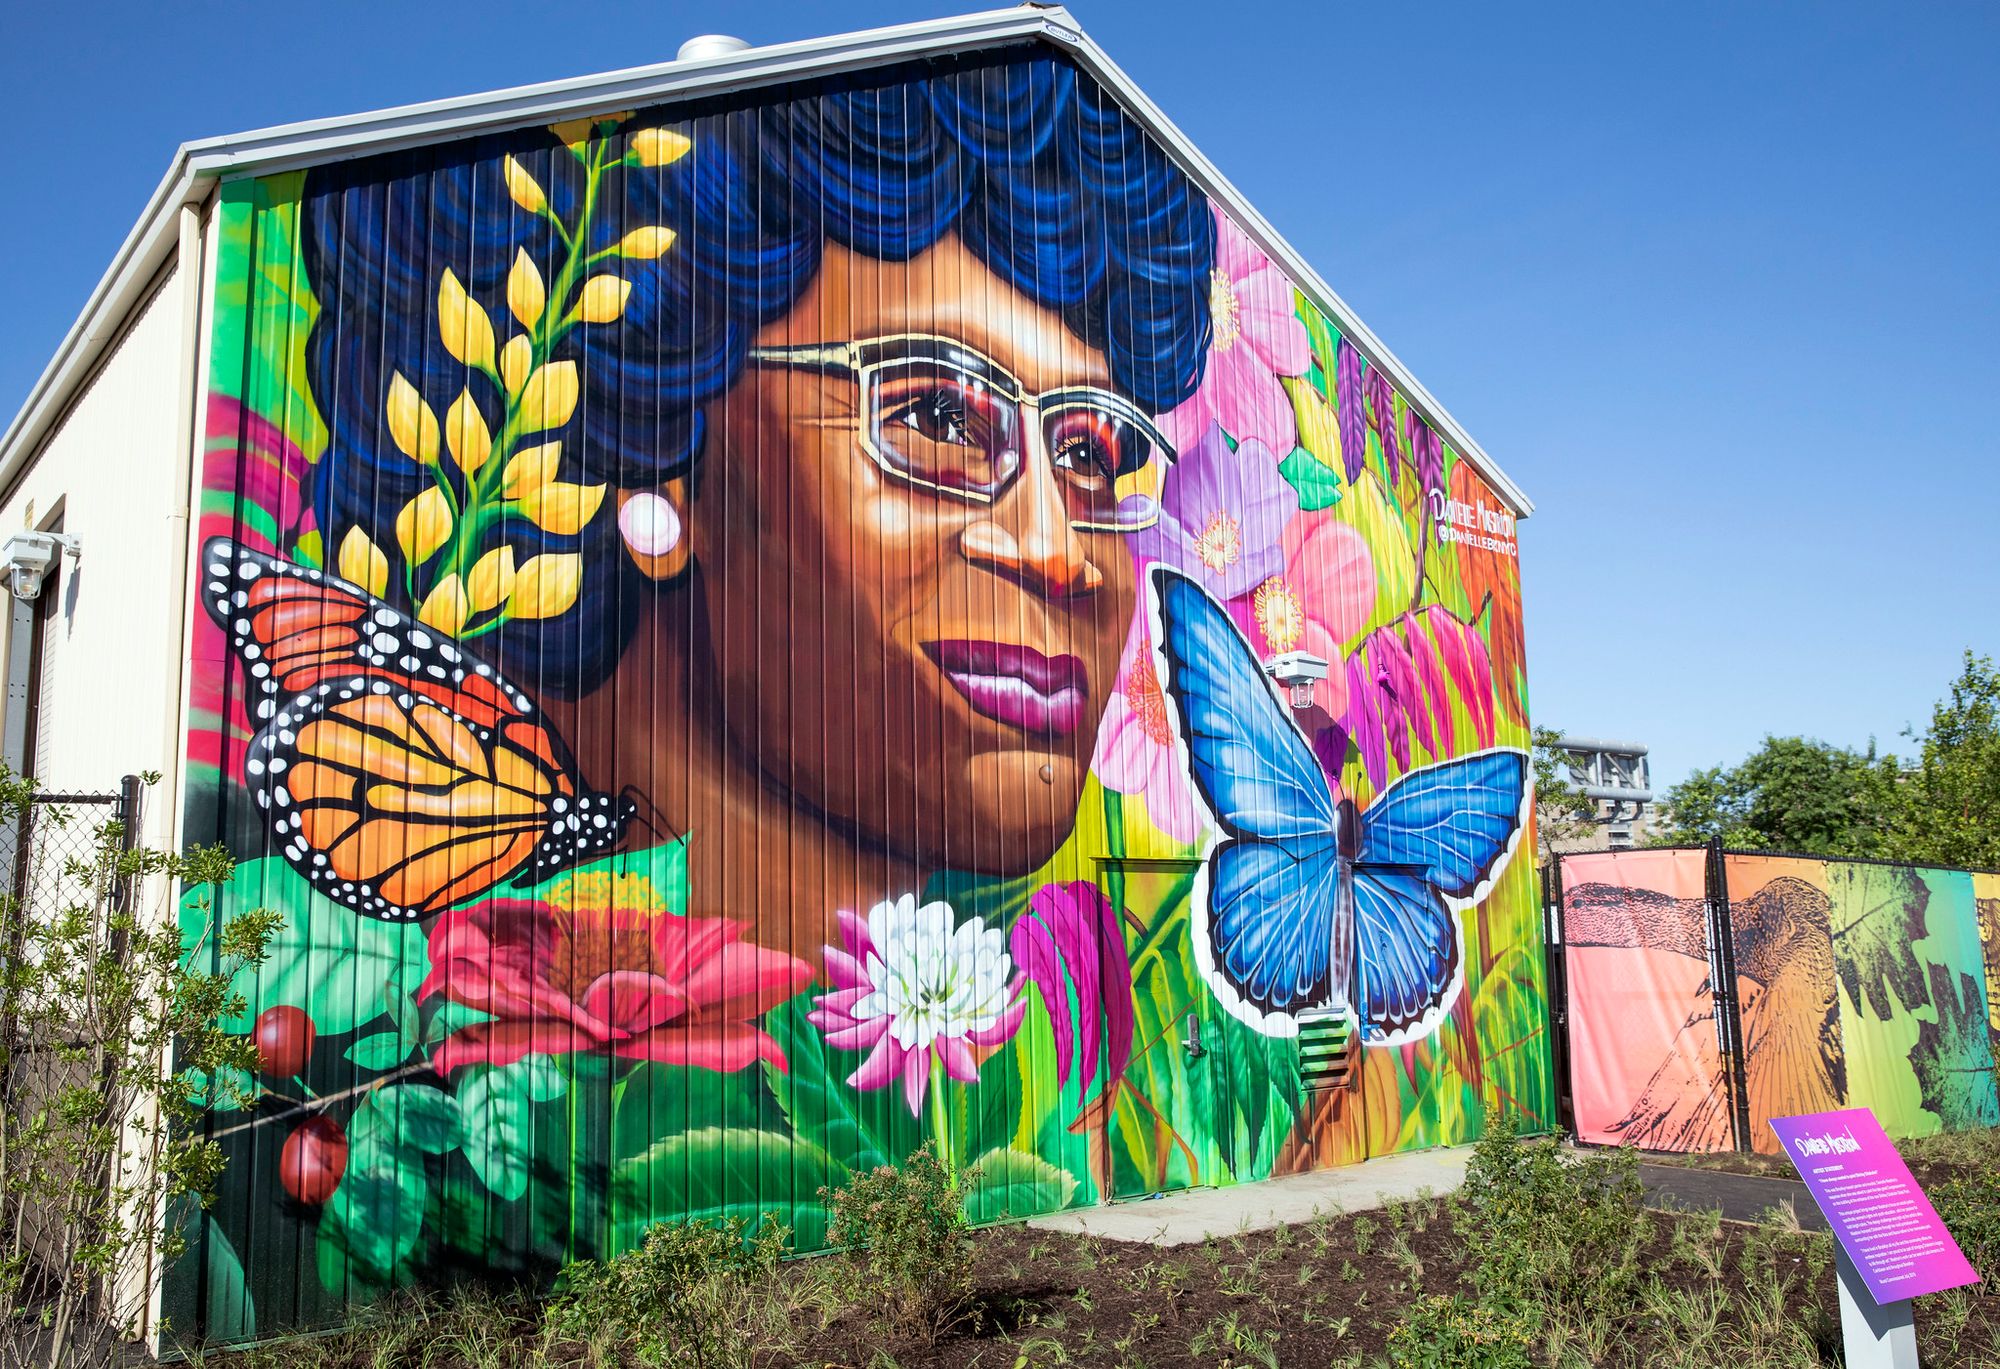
left=891, top=387, right=975, bottom=446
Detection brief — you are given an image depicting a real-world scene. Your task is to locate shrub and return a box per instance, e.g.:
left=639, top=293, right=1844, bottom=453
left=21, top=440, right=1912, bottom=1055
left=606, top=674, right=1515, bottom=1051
left=1455, top=1104, right=1646, bottom=1325
left=1386, top=1294, right=1536, bottom=1369
left=1933, top=1170, right=2000, bottom=1294
left=546, top=1214, right=794, bottom=1369
left=0, top=774, right=278, bottom=1367
left=821, top=1143, right=974, bottom=1344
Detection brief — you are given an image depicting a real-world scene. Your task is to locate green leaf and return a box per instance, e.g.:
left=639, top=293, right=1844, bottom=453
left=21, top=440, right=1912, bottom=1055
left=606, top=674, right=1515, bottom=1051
left=963, top=1148, right=1077, bottom=1224
left=193, top=1064, right=258, bottom=1112
left=456, top=1061, right=536, bottom=1202
left=344, top=1031, right=409, bottom=1070
left=762, top=998, right=913, bottom=1172
left=292, top=528, right=324, bottom=569
left=424, top=999, right=496, bottom=1045
left=610, top=1125, right=845, bottom=1254
left=1330, top=472, right=1416, bottom=641
left=203, top=1216, right=256, bottom=1343
left=191, top=858, right=428, bottom=1035
left=1278, top=447, right=1343, bottom=512
left=373, top=1084, right=463, bottom=1155
left=317, top=1127, right=428, bottom=1291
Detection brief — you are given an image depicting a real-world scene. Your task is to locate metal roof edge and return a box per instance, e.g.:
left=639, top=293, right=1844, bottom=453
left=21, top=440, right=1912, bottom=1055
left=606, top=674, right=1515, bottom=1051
left=0, top=4, right=1531, bottom=516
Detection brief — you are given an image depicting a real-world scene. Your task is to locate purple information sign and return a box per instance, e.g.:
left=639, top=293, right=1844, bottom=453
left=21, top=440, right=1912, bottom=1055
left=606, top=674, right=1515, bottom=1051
left=1770, top=1108, right=1980, bottom=1304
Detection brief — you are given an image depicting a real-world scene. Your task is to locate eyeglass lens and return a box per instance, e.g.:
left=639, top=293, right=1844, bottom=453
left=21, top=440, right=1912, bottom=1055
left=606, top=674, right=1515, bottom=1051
left=864, top=360, right=1163, bottom=530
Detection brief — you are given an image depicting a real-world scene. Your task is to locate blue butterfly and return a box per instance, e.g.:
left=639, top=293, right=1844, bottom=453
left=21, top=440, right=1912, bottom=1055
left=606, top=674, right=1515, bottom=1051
left=1149, top=567, right=1529, bottom=1044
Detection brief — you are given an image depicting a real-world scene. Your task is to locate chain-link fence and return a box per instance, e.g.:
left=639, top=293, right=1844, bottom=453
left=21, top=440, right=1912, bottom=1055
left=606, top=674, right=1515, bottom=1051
left=0, top=778, right=143, bottom=1324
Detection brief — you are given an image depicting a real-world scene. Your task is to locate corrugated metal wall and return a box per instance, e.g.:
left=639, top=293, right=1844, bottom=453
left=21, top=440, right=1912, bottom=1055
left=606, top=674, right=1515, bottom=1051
left=172, top=47, right=1550, bottom=1341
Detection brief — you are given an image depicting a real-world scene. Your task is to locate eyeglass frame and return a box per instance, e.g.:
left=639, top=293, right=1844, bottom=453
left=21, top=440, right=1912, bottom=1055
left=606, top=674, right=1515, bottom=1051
left=742, top=332, right=1176, bottom=533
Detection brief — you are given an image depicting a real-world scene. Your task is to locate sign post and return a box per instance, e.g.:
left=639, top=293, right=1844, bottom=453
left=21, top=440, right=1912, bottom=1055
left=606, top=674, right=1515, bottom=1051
left=1770, top=1109, right=1980, bottom=1369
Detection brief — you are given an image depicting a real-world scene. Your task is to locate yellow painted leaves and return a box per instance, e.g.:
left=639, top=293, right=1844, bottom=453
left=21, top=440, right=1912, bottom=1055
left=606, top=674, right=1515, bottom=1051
left=467, top=546, right=516, bottom=612
left=417, top=574, right=471, bottom=636
left=617, top=227, right=677, bottom=260
left=509, top=553, right=582, bottom=621
left=574, top=274, right=631, bottom=324
left=395, top=488, right=453, bottom=565
left=337, top=527, right=390, bottom=597
left=437, top=271, right=496, bottom=372
left=507, top=249, right=547, bottom=329
left=444, top=391, right=492, bottom=473
left=501, top=438, right=604, bottom=535
left=517, top=361, right=579, bottom=434
left=630, top=127, right=692, bottom=168
left=502, top=156, right=548, bottom=217
left=385, top=373, right=440, bottom=465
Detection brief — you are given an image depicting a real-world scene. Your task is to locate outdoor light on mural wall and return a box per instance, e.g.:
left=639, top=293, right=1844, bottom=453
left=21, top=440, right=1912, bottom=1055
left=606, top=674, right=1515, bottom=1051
left=2, top=532, right=78, bottom=602
left=1264, top=650, right=1330, bottom=711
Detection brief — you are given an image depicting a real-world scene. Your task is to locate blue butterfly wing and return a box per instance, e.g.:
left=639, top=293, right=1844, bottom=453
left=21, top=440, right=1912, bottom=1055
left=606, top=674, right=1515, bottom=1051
left=1357, top=749, right=1528, bottom=898
left=1351, top=867, right=1458, bottom=1042
left=1152, top=567, right=1339, bottom=842
left=1208, top=835, right=1342, bottom=1018
left=1348, top=750, right=1528, bottom=1041
left=1154, top=567, right=1346, bottom=1027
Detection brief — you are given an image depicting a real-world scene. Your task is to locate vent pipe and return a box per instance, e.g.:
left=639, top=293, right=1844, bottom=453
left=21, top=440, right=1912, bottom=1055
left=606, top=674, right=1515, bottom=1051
left=677, top=34, right=751, bottom=61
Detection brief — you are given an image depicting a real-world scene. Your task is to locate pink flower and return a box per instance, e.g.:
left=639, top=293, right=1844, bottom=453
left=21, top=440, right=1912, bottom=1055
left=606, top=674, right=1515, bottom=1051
left=808, top=896, right=1025, bottom=1116
left=417, top=899, right=811, bottom=1076
left=1093, top=615, right=1203, bottom=844
left=1160, top=210, right=1313, bottom=455
left=1011, top=882, right=1135, bottom=1108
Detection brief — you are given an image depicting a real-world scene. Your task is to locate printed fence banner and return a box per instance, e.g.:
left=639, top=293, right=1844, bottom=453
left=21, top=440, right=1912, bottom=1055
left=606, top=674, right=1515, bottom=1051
left=1719, top=856, right=1845, bottom=1154
left=1559, top=850, right=2000, bottom=1156
left=1559, top=850, right=1723, bottom=1149
left=170, top=50, right=1553, bottom=1341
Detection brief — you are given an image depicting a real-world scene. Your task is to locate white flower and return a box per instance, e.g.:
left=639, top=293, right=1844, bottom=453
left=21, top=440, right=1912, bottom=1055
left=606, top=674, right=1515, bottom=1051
left=810, top=894, right=1026, bottom=1115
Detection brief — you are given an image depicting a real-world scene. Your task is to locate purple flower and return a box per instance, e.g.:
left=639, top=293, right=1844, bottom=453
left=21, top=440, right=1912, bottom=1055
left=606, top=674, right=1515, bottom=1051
left=1404, top=411, right=1445, bottom=496
left=1364, top=366, right=1403, bottom=487
left=1010, top=882, right=1135, bottom=1106
left=1134, top=422, right=1299, bottom=600
left=1335, top=340, right=1368, bottom=485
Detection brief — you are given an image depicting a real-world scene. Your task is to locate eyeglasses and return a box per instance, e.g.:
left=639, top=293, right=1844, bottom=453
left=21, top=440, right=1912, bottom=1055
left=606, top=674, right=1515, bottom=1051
left=744, top=334, right=1173, bottom=533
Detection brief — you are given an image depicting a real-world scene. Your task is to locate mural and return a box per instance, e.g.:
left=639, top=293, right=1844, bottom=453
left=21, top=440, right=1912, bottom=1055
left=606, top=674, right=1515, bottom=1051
left=172, top=53, right=1548, bottom=1340
left=1560, top=850, right=2000, bottom=1157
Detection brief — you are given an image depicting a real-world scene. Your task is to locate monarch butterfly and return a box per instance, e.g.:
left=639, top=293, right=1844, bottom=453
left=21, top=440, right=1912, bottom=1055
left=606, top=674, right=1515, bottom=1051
left=199, top=537, right=633, bottom=922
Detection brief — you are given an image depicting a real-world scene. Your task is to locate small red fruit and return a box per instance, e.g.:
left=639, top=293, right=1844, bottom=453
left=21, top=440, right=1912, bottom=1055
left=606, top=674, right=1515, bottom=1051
left=280, top=1115, right=348, bottom=1205
left=252, top=1005, right=316, bottom=1077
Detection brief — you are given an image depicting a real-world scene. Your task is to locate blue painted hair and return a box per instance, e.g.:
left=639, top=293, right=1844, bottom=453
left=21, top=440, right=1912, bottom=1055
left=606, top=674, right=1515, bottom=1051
left=303, top=54, right=1216, bottom=695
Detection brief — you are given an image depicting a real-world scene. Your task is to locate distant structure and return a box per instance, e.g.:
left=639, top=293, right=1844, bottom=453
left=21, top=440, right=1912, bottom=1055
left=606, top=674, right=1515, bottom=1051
left=1554, top=736, right=1653, bottom=850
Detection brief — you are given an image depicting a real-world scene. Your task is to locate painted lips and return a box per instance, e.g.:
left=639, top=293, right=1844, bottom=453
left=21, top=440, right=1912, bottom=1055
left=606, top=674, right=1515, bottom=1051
left=922, top=639, right=1090, bottom=737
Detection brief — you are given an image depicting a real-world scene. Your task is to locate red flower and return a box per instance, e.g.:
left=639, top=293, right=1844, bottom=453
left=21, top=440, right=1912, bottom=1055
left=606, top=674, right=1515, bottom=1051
left=417, top=899, right=811, bottom=1076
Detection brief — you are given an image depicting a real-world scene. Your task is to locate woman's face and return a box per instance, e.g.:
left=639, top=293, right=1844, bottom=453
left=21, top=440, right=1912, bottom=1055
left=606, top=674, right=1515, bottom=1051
left=689, top=235, right=1141, bottom=875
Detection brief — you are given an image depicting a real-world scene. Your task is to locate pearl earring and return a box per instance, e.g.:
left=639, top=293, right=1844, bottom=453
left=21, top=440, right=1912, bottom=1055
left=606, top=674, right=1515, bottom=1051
left=616, top=485, right=692, bottom=580
left=619, top=490, right=681, bottom=557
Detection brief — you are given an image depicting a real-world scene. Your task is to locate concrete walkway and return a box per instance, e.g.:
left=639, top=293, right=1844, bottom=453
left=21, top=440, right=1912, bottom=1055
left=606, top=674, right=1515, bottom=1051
left=1027, top=1145, right=1473, bottom=1245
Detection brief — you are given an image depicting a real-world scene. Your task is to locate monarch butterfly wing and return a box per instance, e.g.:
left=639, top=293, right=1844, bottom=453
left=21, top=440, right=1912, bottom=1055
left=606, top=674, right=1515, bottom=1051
left=199, top=537, right=527, bottom=725
left=251, top=679, right=561, bottom=921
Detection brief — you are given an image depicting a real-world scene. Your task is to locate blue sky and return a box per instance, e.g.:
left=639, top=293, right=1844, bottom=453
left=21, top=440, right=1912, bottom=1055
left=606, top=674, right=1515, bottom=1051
left=4, top=1, right=1994, bottom=786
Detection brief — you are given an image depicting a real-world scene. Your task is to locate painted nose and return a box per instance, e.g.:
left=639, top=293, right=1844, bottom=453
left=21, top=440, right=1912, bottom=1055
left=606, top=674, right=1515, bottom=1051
left=959, top=451, right=1103, bottom=600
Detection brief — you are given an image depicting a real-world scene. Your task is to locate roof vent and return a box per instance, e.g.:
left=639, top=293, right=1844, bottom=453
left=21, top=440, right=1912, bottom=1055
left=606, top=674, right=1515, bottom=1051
left=677, top=34, right=751, bottom=61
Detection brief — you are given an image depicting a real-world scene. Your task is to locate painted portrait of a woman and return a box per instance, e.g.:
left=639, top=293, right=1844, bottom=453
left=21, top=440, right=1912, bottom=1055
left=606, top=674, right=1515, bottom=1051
left=184, top=45, right=1546, bottom=1319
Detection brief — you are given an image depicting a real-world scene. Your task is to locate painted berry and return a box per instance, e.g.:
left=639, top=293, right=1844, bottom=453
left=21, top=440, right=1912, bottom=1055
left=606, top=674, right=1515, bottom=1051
left=279, top=1116, right=347, bottom=1206
left=252, top=1005, right=316, bottom=1077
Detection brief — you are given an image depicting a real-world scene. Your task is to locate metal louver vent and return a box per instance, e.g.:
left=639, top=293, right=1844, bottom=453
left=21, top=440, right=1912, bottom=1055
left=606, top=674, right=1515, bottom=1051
left=1298, top=1012, right=1359, bottom=1090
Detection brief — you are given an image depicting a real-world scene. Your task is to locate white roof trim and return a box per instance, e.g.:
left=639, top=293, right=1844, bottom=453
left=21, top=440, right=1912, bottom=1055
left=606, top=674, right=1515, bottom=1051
left=0, top=4, right=1529, bottom=515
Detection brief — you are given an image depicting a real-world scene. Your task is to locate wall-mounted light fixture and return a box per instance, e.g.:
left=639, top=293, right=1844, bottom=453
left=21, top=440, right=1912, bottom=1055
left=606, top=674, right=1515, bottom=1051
left=1263, top=650, right=1329, bottom=712
left=3, top=532, right=80, bottom=602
